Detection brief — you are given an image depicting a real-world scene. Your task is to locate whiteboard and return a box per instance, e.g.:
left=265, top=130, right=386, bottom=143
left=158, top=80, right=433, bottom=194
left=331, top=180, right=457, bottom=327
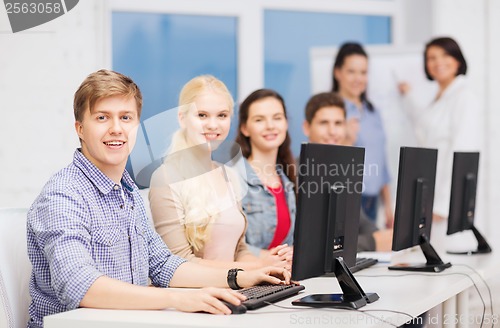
left=310, top=44, right=438, bottom=198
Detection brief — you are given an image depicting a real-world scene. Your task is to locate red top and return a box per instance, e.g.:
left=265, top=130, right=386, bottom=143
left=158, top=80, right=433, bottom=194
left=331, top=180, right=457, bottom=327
left=267, top=185, right=291, bottom=249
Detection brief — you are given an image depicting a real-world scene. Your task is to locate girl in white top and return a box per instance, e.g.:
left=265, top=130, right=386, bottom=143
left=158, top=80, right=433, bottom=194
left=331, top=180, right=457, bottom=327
left=149, top=75, right=290, bottom=270
left=400, top=37, right=484, bottom=220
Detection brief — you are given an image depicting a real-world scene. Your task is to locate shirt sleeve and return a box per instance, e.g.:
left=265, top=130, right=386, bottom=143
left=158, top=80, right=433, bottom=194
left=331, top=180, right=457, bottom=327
left=402, top=90, right=423, bottom=123
left=357, top=235, right=376, bottom=253
left=357, top=210, right=378, bottom=252
left=149, top=165, right=201, bottom=262
left=381, top=148, right=391, bottom=187
left=382, top=164, right=391, bottom=187
left=378, top=112, right=391, bottom=186
left=29, top=186, right=103, bottom=310
left=142, top=218, right=187, bottom=287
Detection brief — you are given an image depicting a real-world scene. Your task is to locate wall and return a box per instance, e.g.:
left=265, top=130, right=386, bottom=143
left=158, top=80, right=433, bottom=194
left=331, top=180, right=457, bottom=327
left=0, top=0, right=396, bottom=207
left=430, top=0, right=497, bottom=238
left=399, top=0, right=432, bottom=44
left=0, top=0, right=105, bottom=207
left=486, top=0, right=500, bottom=237
left=0, top=0, right=498, bottom=223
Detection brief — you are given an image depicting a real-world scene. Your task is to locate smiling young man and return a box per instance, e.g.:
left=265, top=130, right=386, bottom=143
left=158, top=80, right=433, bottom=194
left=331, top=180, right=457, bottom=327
left=26, top=70, right=290, bottom=328
left=302, top=92, right=393, bottom=253
left=302, top=92, right=349, bottom=147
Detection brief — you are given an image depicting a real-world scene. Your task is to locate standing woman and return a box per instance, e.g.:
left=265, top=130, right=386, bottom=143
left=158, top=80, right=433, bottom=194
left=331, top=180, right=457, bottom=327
left=149, top=76, right=289, bottom=270
left=333, top=42, right=394, bottom=228
left=399, top=37, right=483, bottom=221
left=235, top=89, right=295, bottom=264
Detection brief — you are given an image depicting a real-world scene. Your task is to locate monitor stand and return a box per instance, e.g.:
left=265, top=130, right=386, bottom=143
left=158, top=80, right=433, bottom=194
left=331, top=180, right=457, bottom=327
left=389, top=234, right=452, bottom=272
left=292, top=258, right=379, bottom=309
left=447, top=225, right=492, bottom=255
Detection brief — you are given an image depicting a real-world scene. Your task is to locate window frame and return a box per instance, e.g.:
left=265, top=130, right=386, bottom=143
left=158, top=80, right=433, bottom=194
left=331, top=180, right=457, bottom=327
left=104, top=0, right=402, bottom=100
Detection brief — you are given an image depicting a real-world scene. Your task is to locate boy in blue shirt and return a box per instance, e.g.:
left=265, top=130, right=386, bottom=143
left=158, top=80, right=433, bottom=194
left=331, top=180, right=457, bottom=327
left=27, top=69, right=289, bottom=328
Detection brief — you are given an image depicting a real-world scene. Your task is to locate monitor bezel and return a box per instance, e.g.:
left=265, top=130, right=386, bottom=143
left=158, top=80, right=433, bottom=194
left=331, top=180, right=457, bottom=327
left=390, top=146, right=451, bottom=272
left=446, top=152, right=491, bottom=254
left=291, top=143, right=379, bottom=308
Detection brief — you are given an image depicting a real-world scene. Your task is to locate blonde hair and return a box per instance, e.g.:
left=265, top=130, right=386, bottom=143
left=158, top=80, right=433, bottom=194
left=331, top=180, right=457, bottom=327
left=166, top=75, right=239, bottom=252
left=169, top=75, right=234, bottom=153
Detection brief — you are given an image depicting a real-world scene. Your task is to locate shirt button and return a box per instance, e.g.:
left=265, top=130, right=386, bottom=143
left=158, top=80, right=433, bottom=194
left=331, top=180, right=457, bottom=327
left=113, top=185, right=120, bottom=190
left=120, top=205, right=124, bottom=209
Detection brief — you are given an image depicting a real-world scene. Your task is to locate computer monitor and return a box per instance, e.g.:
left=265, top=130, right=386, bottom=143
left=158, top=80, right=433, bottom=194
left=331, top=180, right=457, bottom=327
left=390, top=147, right=451, bottom=272
left=291, top=143, right=379, bottom=309
left=447, top=152, right=491, bottom=254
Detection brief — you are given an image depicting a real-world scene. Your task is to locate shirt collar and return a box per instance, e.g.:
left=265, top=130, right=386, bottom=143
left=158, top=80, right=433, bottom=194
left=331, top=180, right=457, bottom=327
left=241, top=158, right=261, bottom=187
left=277, top=167, right=295, bottom=192
left=73, top=149, right=137, bottom=194
left=441, top=75, right=466, bottom=99
left=343, top=98, right=364, bottom=119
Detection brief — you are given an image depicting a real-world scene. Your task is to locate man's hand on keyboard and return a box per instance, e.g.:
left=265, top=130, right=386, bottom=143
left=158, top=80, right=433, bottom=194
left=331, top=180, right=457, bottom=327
left=238, top=266, right=291, bottom=288
left=168, top=287, right=246, bottom=315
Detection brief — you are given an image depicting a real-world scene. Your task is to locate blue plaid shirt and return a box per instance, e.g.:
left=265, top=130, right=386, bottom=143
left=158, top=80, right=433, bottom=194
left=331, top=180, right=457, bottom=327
left=26, top=149, right=186, bottom=328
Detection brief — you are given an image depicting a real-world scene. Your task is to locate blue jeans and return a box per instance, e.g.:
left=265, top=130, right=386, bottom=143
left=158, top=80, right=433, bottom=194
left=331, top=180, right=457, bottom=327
left=361, top=195, right=378, bottom=223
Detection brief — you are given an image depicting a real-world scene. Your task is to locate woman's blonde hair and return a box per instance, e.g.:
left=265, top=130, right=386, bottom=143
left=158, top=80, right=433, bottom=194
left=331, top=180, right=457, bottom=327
left=165, top=75, right=240, bottom=252
left=169, top=75, right=234, bottom=153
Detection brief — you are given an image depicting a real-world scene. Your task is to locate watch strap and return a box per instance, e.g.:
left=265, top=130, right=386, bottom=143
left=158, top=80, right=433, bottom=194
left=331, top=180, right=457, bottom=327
left=227, top=268, right=243, bottom=290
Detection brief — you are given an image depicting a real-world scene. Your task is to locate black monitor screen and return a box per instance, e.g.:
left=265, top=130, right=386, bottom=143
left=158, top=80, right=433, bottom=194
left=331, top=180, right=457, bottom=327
left=292, top=143, right=363, bottom=280
left=447, top=152, right=491, bottom=254
left=447, top=152, right=479, bottom=234
left=291, top=143, right=379, bottom=309
left=390, top=147, right=451, bottom=272
left=392, top=147, right=437, bottom=251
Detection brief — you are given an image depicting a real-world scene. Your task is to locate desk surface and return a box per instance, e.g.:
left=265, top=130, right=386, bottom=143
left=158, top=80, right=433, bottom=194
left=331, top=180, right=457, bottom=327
left=44, top=248, right=500, bottom=328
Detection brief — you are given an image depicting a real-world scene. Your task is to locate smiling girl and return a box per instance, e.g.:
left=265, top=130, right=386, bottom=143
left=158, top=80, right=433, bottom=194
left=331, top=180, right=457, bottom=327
left=235, top=89, right=295, bottom=266
left=332, top=42, right=393, bottom=228
left=149, top=76, right=289, bottom=270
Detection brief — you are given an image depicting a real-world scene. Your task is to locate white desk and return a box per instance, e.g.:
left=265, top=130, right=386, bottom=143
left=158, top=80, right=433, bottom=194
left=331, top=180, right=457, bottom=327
left=45, top=249, right=499, bottom=328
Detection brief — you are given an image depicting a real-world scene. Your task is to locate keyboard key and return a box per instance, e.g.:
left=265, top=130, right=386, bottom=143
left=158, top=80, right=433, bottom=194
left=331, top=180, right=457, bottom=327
left=350, top=257, right=378, bottom=273
left=239, top=284, right=305, bottom=310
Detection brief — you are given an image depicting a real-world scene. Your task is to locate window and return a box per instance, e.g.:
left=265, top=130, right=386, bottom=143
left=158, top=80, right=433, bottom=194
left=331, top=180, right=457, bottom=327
left=264, top=10, right=391, bottom=152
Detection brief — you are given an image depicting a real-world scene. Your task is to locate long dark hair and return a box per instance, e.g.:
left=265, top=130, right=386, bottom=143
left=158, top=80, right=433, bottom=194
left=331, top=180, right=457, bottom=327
left=424, top=37, right=467, bottom=81
left=332, top=42, right=374, bottom=111
left=235, top=89, right=296, bottom=185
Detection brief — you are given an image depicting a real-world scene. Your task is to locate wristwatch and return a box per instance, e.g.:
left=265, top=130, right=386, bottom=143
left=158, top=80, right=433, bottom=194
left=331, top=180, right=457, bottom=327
left=227, top=268, right=243, bottom=290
